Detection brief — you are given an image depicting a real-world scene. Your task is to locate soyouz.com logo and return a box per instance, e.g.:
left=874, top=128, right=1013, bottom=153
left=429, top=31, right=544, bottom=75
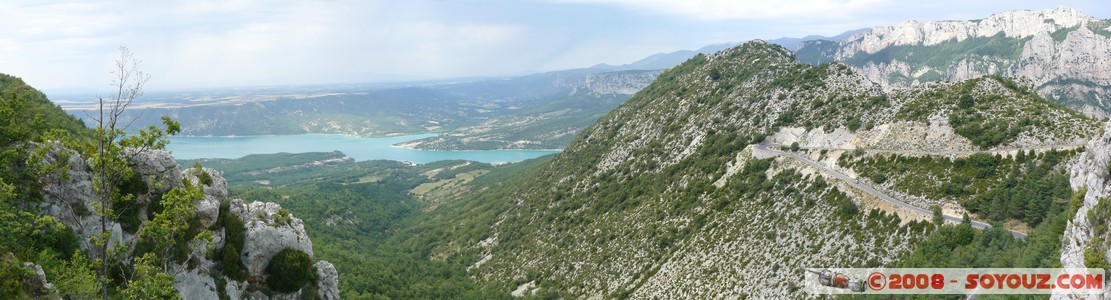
left=805, top=268, right=1106, bottom=294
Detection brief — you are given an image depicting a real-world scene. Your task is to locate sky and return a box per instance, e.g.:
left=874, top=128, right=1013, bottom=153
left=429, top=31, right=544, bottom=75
left=1, top=0, right=1108, bottom=93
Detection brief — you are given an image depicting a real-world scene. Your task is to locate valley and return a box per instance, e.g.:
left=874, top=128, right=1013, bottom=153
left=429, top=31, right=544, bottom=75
left=202, top=38, right=1096, bottom=298
left=5, top=3, right=1111, bottom=300
left=59, top=69, right=661, bottom=151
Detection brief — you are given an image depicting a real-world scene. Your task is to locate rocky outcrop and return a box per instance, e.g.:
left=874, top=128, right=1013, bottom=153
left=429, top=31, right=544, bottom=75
left=798, top=7, right=1111, bottom=117
left=1063, top=121, right=1111, bottom=266
left=185, top=166, right=225, bottom=229
left=229, top=199, right=314, bottom=277
left=21, top=262, right=56, bottom=299
left=839, top=7, right=1092, bottom=55
left=314, top=261, right=340, bottom=300
left=576, top=70, right=661, bottom=95
left=768, top=117, right=978, bottom=152
left=36, top=141, right=127, bottom=252
left=126, top=148, right=185, bottom=193
left=37, top=144, right=338, bottom=299
left=173, top=265, right=220, bottom=300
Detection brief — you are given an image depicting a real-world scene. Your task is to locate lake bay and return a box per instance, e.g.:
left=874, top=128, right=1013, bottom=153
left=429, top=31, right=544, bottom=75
left=166, top=134, right=560, bottom=164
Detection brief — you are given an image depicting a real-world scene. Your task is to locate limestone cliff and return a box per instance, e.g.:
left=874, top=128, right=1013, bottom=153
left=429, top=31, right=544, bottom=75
left=1063, top=122, right=1111, bottom=300
left=798, top=7, right=1111, bottom=117
left=36, top=143, right=339, bottom=300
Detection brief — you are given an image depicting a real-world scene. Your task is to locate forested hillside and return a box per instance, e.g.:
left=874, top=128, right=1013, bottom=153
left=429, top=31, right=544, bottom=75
left=210, top=152, right=533, bottom=298
left=374, top=41, right=1095, bottom=298
left=0, top=73, right=92, bottom=298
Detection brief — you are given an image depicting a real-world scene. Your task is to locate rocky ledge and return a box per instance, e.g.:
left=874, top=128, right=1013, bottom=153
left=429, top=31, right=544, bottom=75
left=36, top=142, right=339, bottom=300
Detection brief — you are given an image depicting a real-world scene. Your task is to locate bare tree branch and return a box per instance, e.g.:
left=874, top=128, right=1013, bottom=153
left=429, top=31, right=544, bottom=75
left=92, top=46, right=151, bottom=299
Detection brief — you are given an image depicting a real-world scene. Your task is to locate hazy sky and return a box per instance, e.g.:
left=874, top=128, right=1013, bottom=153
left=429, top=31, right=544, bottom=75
left=2, top=0, right=1108, bottom=92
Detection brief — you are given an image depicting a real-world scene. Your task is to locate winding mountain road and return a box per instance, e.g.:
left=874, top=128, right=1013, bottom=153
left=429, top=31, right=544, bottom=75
left=761, top=142, right=1085, bottom=156
left=753, top=143, right=1026, bottom=239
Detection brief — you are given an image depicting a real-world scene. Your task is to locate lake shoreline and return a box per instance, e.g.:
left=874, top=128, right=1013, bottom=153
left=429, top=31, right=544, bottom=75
left=167, top=133, right=560, bottom=164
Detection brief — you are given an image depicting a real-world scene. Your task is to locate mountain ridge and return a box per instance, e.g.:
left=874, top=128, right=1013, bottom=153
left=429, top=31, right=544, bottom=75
left=405, top=40, right=1094, bottom=298
left=796, top=6, right=1111, bottom=117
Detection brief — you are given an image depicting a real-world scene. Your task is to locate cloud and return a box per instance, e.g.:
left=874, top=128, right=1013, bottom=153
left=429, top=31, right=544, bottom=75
left=555, top=0, right=892, bottom=21
left=5, top=0, right=1106, bottom=92
left=0, top=1, right=547, bottom=90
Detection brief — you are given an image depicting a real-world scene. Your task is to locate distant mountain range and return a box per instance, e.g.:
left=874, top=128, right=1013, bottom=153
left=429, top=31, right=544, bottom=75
left=65, top=68, right=659, bottom=150
left=587, top=43, right=738, bottom=71
left=581, top=28, right=869, bottom=72
left=55, top=7, right=1111, bottom=153
left=765, top=28, right=871, bottom=51
left=796, top=6, right=1111, bottom=117
left=54, top=31, right=873, bottom=152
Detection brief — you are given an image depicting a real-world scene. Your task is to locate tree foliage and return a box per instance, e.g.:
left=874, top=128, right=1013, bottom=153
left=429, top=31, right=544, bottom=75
left=138, top=179, right=208, bottom=270
left=122, top=253, right=180, bottom=300
left=265, top=248, right=316, bottom=293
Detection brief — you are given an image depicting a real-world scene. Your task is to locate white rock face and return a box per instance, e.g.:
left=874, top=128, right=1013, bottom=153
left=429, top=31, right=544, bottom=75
left=224, top=280, right=242, bottom=300
left=842, top=7, right=1092, bottom=55
left=1062, top=121, right=1111, bottom=268
left=768, top=117, right=978, bottom=152
left=578, top=71, right=661, bottom=95
left=125, top=148, right=184, bottom=193
left=814, top=7, right=1111, bottom=117
left=229, top=199, right=314, bottom=277
left=511, top=281, right=538, bottom=297
left=185, top=167, right=225, bottom=229
left=314, top=261, right=340, bottom=300
left=173, top=266, right=219, bottom=300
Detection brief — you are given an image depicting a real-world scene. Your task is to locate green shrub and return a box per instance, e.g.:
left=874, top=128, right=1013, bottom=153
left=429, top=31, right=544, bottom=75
left=300, top=282, right=321, bottom=300
left=846, top=116, right=861, bottom=132
left=215, top=275, right=230, bottom=300
left=193, top=162, right=214, bottom=186
left=173, top=216, right=205, bottom=265
left=38, top=217, right=80, bottom=258
left=115, top=170, right=150, bottom=234
left=276, top=208, right=292, bottom=226
left=70, top=202, right=91, bottom=217
left=1070, top=187, right=1087, bottom=218
left=221, top=245, right=245, bottom=281
left=118, top=169, right=149, bottom=197
left=708, top=68, right=722, bottom=81
left=0, top=254, right=28, bottom=297
left=219, top=207, right=248, bottom=280
left=264, top=248, right=316, bottom=293
left=867, top=172, right=887, bottom=184
left=223, top=207, right=246, bottom=251
left=930, top=205, right=943, bottom=225
left=1084, top=243, right=1109, bottom=270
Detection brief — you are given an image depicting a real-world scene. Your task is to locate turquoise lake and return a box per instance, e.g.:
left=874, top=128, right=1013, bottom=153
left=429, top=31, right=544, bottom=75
left=166, top=134, right=560, bottom=164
